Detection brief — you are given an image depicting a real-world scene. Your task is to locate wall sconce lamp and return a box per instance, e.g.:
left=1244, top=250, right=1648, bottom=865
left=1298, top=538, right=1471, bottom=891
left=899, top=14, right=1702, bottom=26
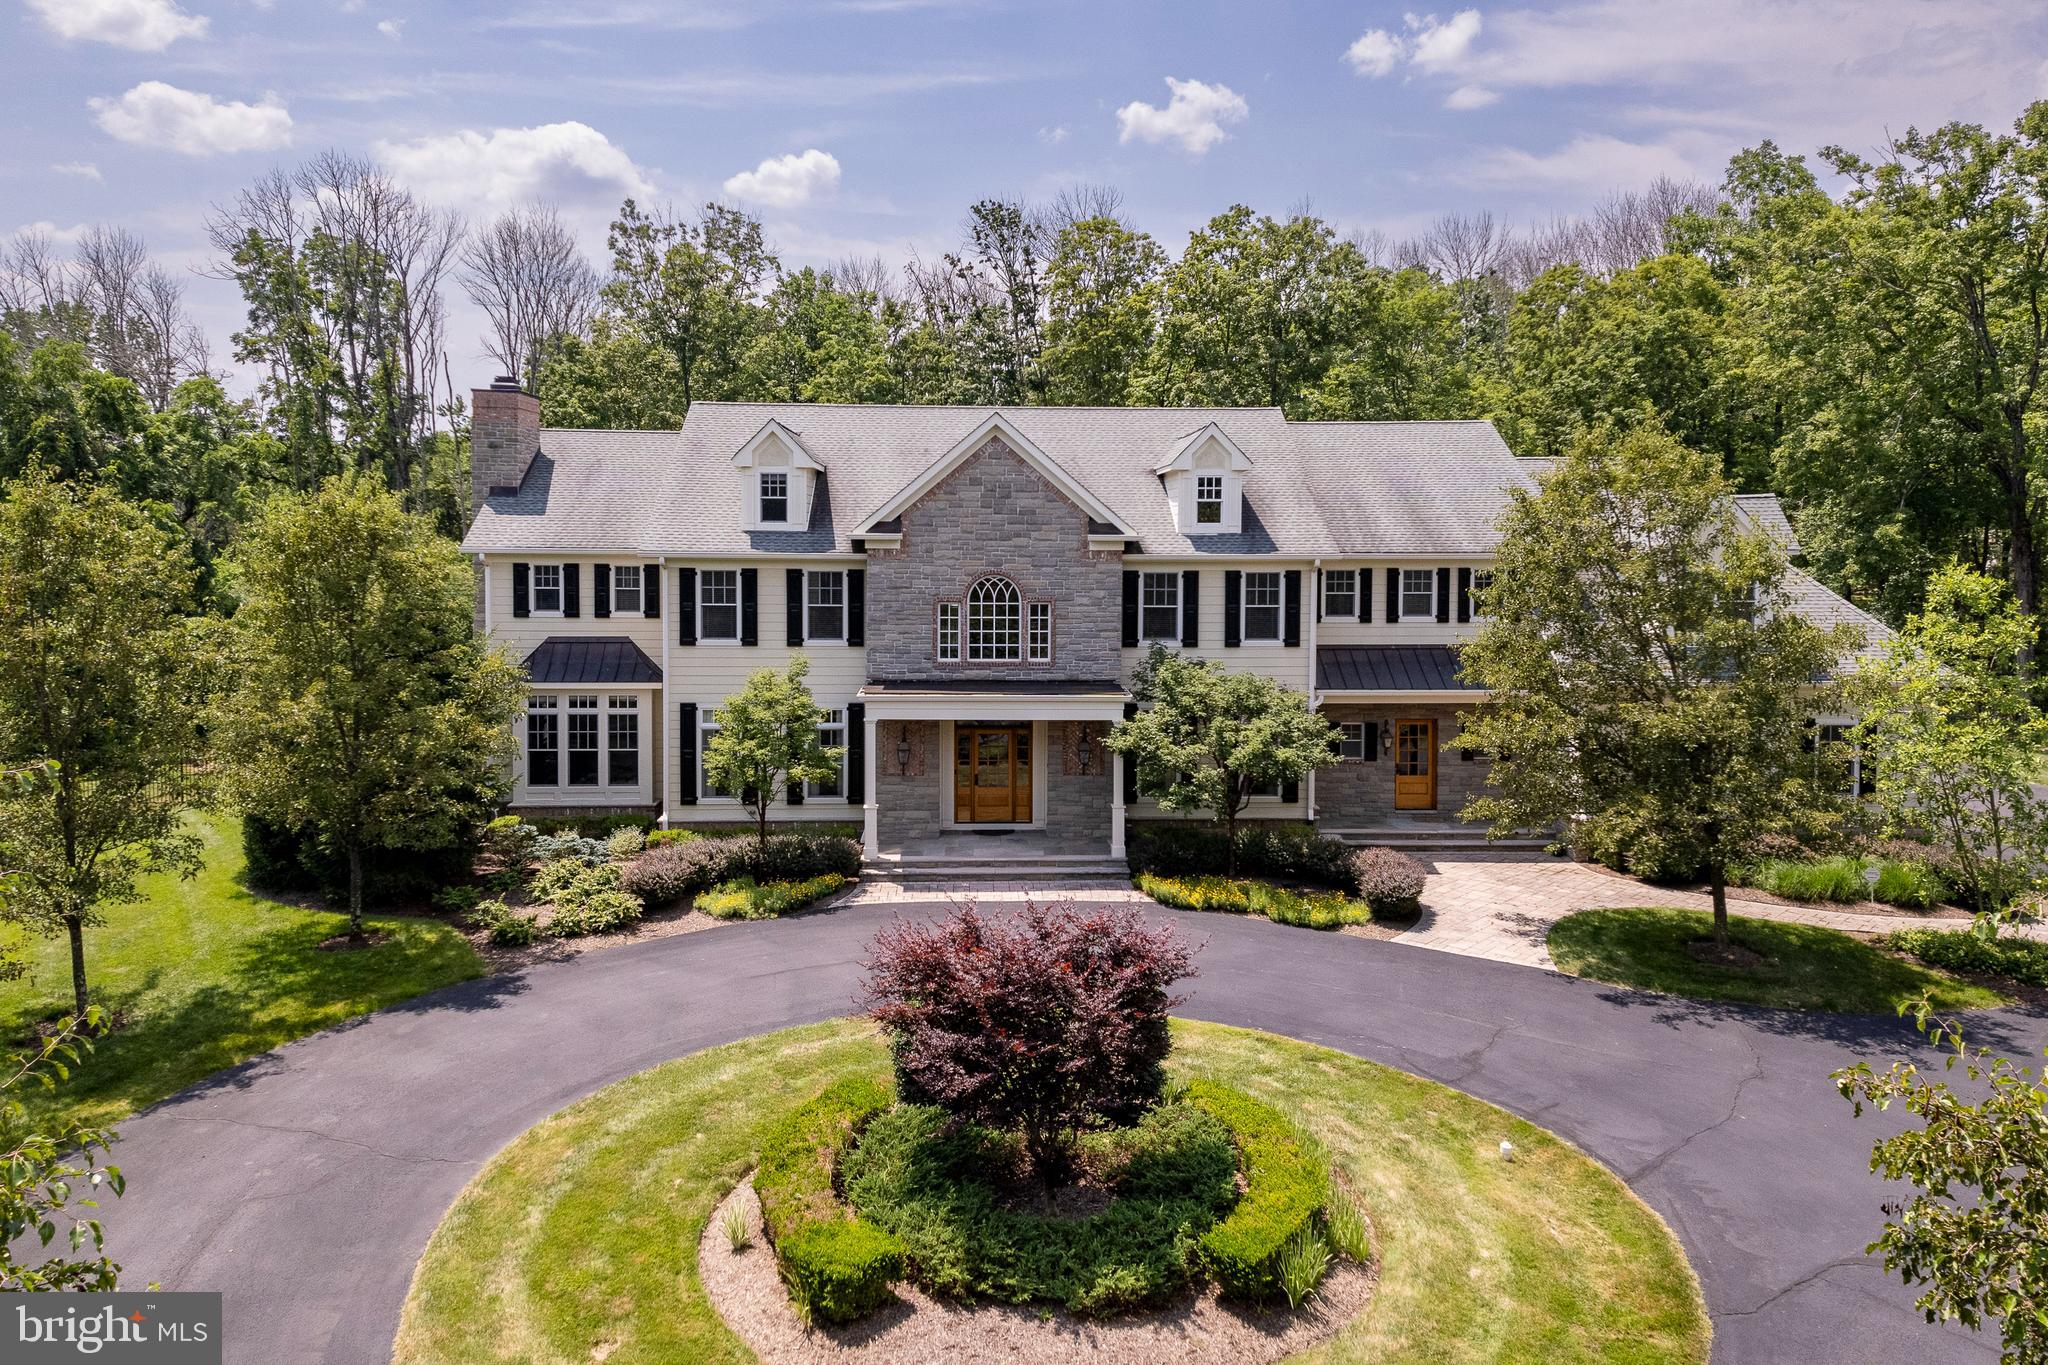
left=1076, top=723, right=1095, bottom=776
left=1379, top=725, right=1395, bottom=757
left=895, top=730, right=912, bottom=776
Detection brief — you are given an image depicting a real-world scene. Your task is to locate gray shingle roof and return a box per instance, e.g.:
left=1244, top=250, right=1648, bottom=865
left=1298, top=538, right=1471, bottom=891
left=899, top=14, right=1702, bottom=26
left=1735, top=494, right=1801, bottom=557
left=1318, top=646, right=1479, bottom=692
left=522, top=636, right=662, bottom=685
left=462, top=404, right=1537, bottom=558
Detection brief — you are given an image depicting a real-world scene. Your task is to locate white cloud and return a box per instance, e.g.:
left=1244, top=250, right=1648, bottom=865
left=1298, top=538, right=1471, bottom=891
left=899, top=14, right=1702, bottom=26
left=1038, top=124, right=1069, bottom=145
left=1409, top=10, right=1484, bottom=71
left=25, top=0, right=207, bottom=51
left=89, top=82, right=292, bottom=156
left=1115, top=77, right=1249, bottom=155
left=722, top=148, right=842, bottom=207
left=50, top=161, right=104, bottom=182
left=1445, top=85, right=1499, bottom=110
left=1463, top=131, right=1723, bottom=191
left=14, top=221, right=93, bottom=247
left=1344, top=29, right=1402, bottom=77
left=374, top=122, right=655, bottom=210
left=376, top=18, right=403, bottom=38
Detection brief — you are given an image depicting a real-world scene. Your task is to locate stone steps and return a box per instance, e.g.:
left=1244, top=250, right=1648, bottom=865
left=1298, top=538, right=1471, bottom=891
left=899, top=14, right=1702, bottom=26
left=1323, top=825, right=1557, bottom=853
left=861, top=855, right=1130, bottom=883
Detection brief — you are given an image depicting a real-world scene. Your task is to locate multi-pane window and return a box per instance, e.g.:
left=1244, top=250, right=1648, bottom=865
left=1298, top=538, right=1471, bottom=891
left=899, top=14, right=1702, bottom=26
left=806, top=571, right=846, bottom=641
left=607, top=695, right=639, bottom=786
left=936, top=601, right=961, bottom=661
left=525, top=696, right=559, bottom=786
left=1140, top=572, right=1180, bottom=641
left=612, top=564, right=642, bottom=615
left=1468, top=569, right=1494, bottom=620
left=1196, top=474, right=1225, bottom=524
left=699, top=719, right=729, bottom=798
left=1028, top=602, right=1052, bottom=662
left=531, top=563, right=563, bottom=614
left=567, top=695, right=600, bottom=786
left=759, top=471, right=789, bottom=523
left=700, top=569, right=740, bottom=640
left=1244, top=773, right=1283, bottom=798
left=1242, top=571, right=1282, bottom=642
left=1323, top=569, right=1357, bottom=618
left=967, top=576, right=1022, bottom=660
left=809, top=709, right=845, bottom=798
left=1336, top=721, right=1367, bottom=760
left=1400, top=567, right=1436, bottom=619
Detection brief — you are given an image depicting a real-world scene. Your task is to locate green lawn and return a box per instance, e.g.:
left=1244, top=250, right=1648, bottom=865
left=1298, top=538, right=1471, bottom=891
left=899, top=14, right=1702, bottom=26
left=1548, top=907, right=2006, bottom=1013
left=0, top=812, right=484, bottom=1130
left=395, top=1018, right=1710, bottom=1365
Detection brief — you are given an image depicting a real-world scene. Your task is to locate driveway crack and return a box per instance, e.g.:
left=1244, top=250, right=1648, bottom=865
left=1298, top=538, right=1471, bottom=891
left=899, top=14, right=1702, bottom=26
left=157, top=1112, right=471, bottom=1166
left=1717, top=1255, right=1874, bottom=1319
left=1624, top=1031, right=1767, bottom=1185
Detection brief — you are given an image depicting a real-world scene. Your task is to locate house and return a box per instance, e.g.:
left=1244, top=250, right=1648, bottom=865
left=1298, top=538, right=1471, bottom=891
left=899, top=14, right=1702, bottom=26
left=461, top=377, right=1886, bottom=862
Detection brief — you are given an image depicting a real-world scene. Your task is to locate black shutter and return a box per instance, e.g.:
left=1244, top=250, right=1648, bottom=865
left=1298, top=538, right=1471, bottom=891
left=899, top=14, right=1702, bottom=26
left=1282, top=777, right=1299, bottom=804
left=676, top=703, right=698, bottom=804
left=845, top=703, right=865, bottom=805
left=1436, top=567, right=1451, bottom=624
left=1359, top=567, right=1371, bottom=622
left=512, top=562, right=530, bottom=618
left=1121, top=570, right=1140, bottom=648
left=1457, top=567, right=1473, bottom=624
left=594, top=563, right=611, bottom=618
left=1363, top=720, right=1379, bottom=761
left=1315, top=569, right=1324, bottom=623
left=643, top=565, right=660, bottom=618
left=740, top=567, right=758, bottom=646
left=742, top=783, right=759, bottom=807
left=786, top=568, right=805, bottom=646
left=847, top=569, right=865, bottom=646
left=676, top=568, right=697, bottom=645
left=787, top=778, right=803, bottom=806
left=1800, top=718, right=1817, bottom=754
left=1223, top=571, right=1242, bottom=648
left=562, top=563, right=580, bottom=618
left=1122, top=702, right=1139, bottom=804
left=1181, top=570, right=1199, bottom=648
left=1283, top=570, right=1302, bottom=647
left=1386, top=566, right=1400, bottom=622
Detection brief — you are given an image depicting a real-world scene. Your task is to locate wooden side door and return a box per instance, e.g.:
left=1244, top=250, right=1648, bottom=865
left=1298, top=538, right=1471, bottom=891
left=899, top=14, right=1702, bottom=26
left=1393, top=719, right=1437, bottom=810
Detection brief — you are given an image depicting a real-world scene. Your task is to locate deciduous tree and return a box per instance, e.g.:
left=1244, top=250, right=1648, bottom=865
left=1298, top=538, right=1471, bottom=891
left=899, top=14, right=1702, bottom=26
left=703, top=659, right=842, bottom=852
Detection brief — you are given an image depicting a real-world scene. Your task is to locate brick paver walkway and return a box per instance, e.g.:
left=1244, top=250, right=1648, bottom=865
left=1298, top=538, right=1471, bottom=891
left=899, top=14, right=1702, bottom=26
left=1399, top=853, right=1975, bottom=969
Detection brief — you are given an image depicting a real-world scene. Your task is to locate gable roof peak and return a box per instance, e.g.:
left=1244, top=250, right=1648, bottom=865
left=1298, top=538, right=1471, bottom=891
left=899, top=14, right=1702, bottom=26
left=853, top=408, right=1135, bottom=538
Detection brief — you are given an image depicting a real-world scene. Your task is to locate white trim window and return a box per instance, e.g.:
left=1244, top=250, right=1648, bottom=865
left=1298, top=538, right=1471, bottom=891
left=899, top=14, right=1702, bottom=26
left=699, top=717, right=731, bottom=799
left=1469, top=569, right=1494, bottom=621
left=607, top=695, right=639, bottom=786
left=967, top=576, right=1022, bottom=661
left=612, top=564, right=643, bottom=615
left=525, top=696, right=560, bottom=786
left=1242, top=571, right=1283, bottom=643
left=1401, top=567, right=1436, bottom=620
left=1336, top=721, right=1368, bottom=760
left=1323, top=569, right=1357, bottom=618
left=1244, top=773, right=1283, bottom=799
left=1196, top=473, right=1225, bottom=525
left=567, top=694, right=601, bottom=787
left=531, top=563, right=564, bottom=615
left=759, top=471, right=789, bottom=524
left=699, top=569, right=741, bottom=641
left=1140, top=571, right=1181, bottom=641
left=809, top=709, right=845, bottom=798
left=936, top=601, right=961, bottom=662
left=807, top=571, right=846, bottom=642
left=1028, top=601, right=1052, bottom=663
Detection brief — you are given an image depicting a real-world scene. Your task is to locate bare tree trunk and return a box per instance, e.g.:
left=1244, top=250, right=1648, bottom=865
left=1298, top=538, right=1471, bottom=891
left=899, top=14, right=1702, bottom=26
left=1709, top=866, right=1730, bottom=949
left=65, top=912, right=89, bottom=1018
left=347, top=840, right=365, bottom=940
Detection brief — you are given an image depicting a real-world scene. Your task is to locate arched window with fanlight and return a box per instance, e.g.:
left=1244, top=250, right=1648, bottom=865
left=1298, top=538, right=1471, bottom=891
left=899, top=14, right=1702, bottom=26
left=965, top=575, right=1022, bottom=660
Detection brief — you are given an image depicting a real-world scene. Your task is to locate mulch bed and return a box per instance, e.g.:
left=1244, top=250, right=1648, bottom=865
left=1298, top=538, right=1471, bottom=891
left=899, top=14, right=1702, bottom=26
left=699, top=1177, right=1375, bottom=1365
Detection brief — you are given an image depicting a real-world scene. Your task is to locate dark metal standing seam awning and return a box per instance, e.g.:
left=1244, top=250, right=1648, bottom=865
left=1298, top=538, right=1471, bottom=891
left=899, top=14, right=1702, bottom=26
left=1317, top=645, right=1481, bottom=693
left=522, top=636, right=662, bottom=685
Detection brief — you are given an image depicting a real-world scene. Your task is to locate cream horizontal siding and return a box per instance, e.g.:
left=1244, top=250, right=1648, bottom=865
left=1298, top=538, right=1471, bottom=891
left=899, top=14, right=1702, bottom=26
left=479, top=554, right=666, bottom=663
left=1118, top=559, right=1315, bottom=690
left=1314, top=559, right=1493, bottom=649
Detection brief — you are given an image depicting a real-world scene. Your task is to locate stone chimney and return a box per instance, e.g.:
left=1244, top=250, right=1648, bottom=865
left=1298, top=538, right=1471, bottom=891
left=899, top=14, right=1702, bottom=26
left=470, top=376, right=541, bottom=518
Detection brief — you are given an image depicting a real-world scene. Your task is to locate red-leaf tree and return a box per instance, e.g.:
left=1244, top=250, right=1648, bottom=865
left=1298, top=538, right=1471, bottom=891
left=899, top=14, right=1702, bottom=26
left=862, top=901, right=1195, bottom=1193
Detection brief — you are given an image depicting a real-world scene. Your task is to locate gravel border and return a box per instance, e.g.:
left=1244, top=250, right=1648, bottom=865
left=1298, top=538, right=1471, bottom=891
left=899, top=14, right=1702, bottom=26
left=698, top=1177, right=1375, bottom=1365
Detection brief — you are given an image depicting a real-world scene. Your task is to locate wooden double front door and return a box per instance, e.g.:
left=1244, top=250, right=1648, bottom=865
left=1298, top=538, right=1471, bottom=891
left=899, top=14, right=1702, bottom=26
left=954, top=724, right=1033, bottom=823
left=1393, top=718, right=1437, bottom=810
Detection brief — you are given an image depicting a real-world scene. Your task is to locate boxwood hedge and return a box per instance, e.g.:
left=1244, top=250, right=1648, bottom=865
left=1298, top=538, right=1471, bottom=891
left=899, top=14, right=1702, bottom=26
left=753, top=1075, right=904, bottom=1323
left=1184, top=1079, right=1333, bottom=1302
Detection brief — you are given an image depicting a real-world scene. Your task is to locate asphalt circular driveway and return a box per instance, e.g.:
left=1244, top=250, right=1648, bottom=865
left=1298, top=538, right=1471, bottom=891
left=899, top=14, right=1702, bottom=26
left=94, top=898, right=2038, bottom=1364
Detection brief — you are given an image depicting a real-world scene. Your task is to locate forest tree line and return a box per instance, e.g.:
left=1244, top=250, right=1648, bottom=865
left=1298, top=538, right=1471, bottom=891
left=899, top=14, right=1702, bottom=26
left=4, top=104, right=2046, bottom=631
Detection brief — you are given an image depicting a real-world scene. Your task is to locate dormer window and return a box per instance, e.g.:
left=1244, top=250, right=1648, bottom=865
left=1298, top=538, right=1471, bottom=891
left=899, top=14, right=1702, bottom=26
left=759, top=471, right=789, bottom=523
left=1196, top=475, right=1224, bottom=525
left=1155, top=423, right=1252, bottom=536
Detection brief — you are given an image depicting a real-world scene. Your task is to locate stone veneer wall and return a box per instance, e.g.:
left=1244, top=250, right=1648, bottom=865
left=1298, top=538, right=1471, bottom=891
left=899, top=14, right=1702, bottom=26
left=1044, top=721, right=1112, bottom=850
left=872, top=721, right=1114, bottom=851
left=1314, top=704, right=1491, bottom=822
left=875, top=722, right=944, bottom=847
left=864, top=436, right=1123, bottom=683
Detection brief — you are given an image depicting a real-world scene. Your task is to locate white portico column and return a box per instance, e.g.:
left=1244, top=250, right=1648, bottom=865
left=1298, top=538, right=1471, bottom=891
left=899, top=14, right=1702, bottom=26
left=862, top=713, right=880, bottom=852
left=1110, top=748, right=1126, bottom=860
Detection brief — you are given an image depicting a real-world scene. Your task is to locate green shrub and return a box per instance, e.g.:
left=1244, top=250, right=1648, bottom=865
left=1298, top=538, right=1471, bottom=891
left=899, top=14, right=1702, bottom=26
left=1185, top=1079, right=1332, bottom=1302
left=1872, top=859, right=1944, bottom=910
left=431, top=884, right=482, bottom=916
left=1136, top=873, right=1370, bottom=930
left=618, top=833, right=862, bottom=910
left=528, top=857, right=590, bottom=904
left=755, top=1076, right=903, bottom=1324
left=756, top=831, right=863, bottom=882
left=605, top=826, right=646, bottom=859
left=240, top=813, right=479, bottom=905
left=530, top=831, right=611, bottom=866
left=468, top=898, right=539, bottom=947
left=1887, top=928, right=2048, bottom=988
left=1744, top=854, right=1945, bottom=909
left=697, top=873, right=848, bottom=920
left=1127, top=822, right=1357, bottom=889
left=531, top=813, right=651, bottom=836
left=539, top=863, right=644, bottom=937
left=481, top=816, right=538, bottom=872
left=644, top=827, right=702, bottom=848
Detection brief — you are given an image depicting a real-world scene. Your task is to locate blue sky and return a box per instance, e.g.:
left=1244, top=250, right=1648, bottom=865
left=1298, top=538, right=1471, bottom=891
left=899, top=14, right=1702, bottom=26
left=5, top=0, right=2048, bottom=391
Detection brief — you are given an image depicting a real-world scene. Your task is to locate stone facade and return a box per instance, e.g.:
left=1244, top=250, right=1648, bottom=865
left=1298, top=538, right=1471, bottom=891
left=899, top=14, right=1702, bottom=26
left=1314, top=703, right=1492, bottom=822
left=865, top=436, right=1123, bottom=683
left=1045, top=721, right=1112, bottom=848
left=874, top=722, right=944, bottom=846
